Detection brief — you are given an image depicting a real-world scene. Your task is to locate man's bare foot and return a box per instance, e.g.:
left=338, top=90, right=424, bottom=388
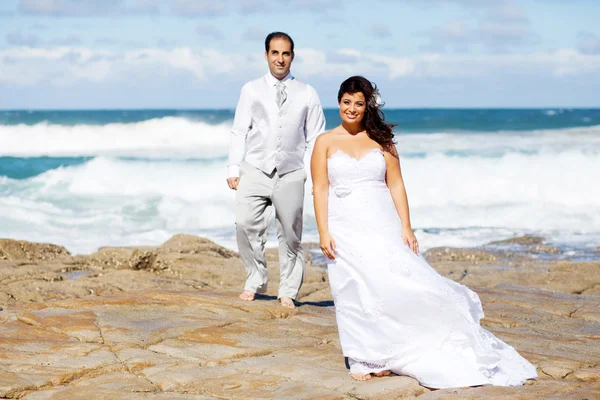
left=350, top=373, right=372, bottom=381
left=239, top=290, right=255, bottom=301
left=373, top=370, right=391, bottom=377
left=279, top=296, right=295, bottom=309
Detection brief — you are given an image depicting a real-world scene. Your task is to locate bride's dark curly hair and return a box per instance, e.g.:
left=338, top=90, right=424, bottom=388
left=337, top=76, right=397, bottom=152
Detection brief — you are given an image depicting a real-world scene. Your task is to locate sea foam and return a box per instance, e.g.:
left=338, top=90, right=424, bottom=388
left=2, top=117, right=600, bottom=158
left=1, top=117, right=599, bottom=254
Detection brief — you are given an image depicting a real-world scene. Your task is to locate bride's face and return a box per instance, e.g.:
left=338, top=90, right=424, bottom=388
left=339, top=92, right=366, bottom=125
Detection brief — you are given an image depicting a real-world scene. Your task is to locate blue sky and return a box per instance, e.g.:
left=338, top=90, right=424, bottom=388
left=1, top=0, right=599, bottom=108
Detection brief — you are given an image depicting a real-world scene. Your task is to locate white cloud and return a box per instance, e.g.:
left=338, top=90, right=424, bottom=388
left=487, top=1, right=529, bottom=23
left=0, top=46, right=263, bottom=88
left=238, top=0, right=268, bottom=14
left=6, top=32, right=40, bottom=47
left=19, top=0, right=65, bottom=15
left=196, top=25, right=225, bottom=41
left=16, top=0, right=340, bottom=17
left=423, top=20, right=471, bottom=52
left=281, top=47, right=600, bottom=80
left=171, top=0, right=227, bottom=16
left=19, top=0, right=122, bottom=16
left=2, top=45, right=600, bottom=90
left=6, top=30, right=84, bottom=48
left=327, top=49, right=362, bottom=64
left=436, top=20, right=469, bottom=41
left=96, top=37, right=119, bottom=46
left=577, top=31, right=600, bottom=55
left=48, top=34, right=82, bottom=46
left=370, top=24, right=392, bottom=39
left=242, top=26, right=268, bottom=42
left=401, top=0, right=512, bottom=7
left=476, top=1, right=539, bottom=50
left=288, top=0, right=337, bottom=11
left=130, top=0, right=161, bottom=13
left=477, top=20, right=537, bottom=49
left=420, top=0, right=539, bottom=52
left=17, top=0, right=162, bottom=16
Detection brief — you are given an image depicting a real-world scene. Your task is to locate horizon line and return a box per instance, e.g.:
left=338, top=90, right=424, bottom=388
left=2, top=106, right=600, bottom=112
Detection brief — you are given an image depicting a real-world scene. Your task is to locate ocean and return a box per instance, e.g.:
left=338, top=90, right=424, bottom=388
left=1, top=108, right=599, bottom=259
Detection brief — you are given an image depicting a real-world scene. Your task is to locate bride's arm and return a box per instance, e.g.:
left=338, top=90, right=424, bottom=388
left=384, top=147, right=419, bottom=254
left=311, top=134, right=336, bottom=260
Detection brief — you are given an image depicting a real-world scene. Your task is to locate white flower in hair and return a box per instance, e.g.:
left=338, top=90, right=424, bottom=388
left=370, top=87, right=383, bottom=108
left=375, top=91, right=383, bottom=107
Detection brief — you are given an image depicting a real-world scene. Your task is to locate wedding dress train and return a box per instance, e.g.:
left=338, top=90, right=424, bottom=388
left=326, top=148, right=537, bottom=388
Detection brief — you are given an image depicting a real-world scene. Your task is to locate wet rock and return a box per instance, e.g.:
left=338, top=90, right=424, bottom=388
left=530, top=245, right=562, bottom=254
left=490, top=235, right=545, bottom=245
left=486, top=236, right=562, bottom=254
left=423, top=247, right=500, bottom=263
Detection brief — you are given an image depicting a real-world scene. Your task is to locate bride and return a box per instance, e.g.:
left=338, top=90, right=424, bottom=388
left=310, top=76, right=538, bottom=388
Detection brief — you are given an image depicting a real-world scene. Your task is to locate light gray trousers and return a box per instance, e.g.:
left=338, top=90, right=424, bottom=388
left=235, top=162, right=306, bottom=299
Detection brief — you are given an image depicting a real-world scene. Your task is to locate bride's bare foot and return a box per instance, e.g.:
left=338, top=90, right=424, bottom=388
left=373, top=370, right=391, bottom=377
left=350, top=373, right=372, bottom=381
left=279, top=297, right=295, bottom=309
left=239, top=290, right=255, bottom=301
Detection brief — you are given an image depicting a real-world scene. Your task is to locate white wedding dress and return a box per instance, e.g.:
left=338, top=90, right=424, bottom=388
left=326, top=148, right=537, bottom=388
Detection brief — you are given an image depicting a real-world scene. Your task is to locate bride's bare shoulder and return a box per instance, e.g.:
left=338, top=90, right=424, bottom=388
left=316, top=129, right=342, bottom=147
left=384, top=144, right=399, bottom=156
left=323, top=127, right=345, bottom=137
left=382, top=144, right=400, bottom=162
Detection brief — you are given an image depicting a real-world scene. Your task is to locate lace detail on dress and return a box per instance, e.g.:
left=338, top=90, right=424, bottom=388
left=333, top=294, right=384, bottom=321
left=328, top=149, right=386, bottom=194
left=332, top=294, right=351, bottom=318
left=385, top=249, right=412, bottom=277
left=348, top=358, right=389, bottom=375
left=364, top=298, right=384, bottom=319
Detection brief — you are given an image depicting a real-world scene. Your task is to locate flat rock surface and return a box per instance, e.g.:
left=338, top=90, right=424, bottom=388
left=0, top=235, right=599, bottom=399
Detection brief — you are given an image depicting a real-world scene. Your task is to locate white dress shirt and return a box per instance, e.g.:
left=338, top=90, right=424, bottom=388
left=227, top=72, right=326, bottom=177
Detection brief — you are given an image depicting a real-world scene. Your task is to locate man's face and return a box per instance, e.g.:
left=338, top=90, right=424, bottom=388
left=265, top=38, right=294, bottom=79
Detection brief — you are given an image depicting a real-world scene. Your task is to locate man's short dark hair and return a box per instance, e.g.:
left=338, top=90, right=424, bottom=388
left=265, top=32, right=294, bottom=53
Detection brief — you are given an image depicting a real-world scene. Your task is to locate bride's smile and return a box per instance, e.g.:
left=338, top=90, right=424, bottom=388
left=339, top=92, right=366, bottom=126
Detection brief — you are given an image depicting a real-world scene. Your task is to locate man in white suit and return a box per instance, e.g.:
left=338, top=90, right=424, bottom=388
left=227, top=32, right=326, bottom=309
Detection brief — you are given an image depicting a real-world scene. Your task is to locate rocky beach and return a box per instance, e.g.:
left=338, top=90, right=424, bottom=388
left=0, top=234, right=599, bottom=399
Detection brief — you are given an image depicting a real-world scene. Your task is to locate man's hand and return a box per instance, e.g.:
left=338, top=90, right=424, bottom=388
left=227, top=177, right=240, bottom=190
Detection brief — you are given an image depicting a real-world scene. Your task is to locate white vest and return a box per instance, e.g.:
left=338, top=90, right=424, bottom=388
left=228, top=73, right=326, bottom=177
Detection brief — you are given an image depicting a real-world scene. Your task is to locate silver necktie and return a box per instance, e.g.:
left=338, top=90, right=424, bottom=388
left=275, top=81, right=287, bottom=108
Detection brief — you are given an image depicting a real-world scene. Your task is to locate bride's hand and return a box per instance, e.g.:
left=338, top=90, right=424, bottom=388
left=402, top=228, right=419, bottom=254
left=320, top=232, right=337, bottom=260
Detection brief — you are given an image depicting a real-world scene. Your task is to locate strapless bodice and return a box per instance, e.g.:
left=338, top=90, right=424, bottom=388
left=327, top=149, right=386, bottom=197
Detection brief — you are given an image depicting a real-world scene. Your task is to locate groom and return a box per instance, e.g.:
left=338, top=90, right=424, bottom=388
left=227, top=32, right=326, bottom=309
